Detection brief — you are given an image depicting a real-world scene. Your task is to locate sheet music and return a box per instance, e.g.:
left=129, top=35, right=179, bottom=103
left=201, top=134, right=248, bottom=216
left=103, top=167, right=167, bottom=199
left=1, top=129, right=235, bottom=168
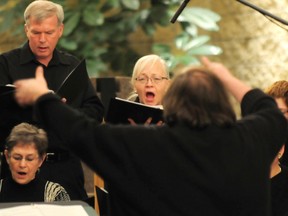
left=0, top=204, right=89, bottom=216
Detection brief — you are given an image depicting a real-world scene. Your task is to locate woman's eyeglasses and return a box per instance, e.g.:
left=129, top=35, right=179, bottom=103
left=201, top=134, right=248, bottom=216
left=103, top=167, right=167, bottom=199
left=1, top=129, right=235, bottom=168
left=9, top=154, right=39, bottom=163
left=135, top=75, right=168, bottom=84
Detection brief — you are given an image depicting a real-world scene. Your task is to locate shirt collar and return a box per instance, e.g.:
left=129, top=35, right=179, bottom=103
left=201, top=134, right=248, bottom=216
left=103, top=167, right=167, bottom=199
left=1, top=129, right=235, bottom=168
left=19, top=41, right=71, bottom=66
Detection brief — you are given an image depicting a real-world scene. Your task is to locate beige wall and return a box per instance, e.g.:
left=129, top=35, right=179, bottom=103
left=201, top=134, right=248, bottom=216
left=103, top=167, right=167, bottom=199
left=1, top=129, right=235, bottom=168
left=197, top=0, right=288, bottom=89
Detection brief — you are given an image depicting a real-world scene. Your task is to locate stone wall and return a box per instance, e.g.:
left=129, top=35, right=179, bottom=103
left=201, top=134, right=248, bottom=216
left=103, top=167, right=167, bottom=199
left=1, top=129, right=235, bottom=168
left=195, top=0, right=288, bottom=115
left=198, top=0, right=288, bottom=89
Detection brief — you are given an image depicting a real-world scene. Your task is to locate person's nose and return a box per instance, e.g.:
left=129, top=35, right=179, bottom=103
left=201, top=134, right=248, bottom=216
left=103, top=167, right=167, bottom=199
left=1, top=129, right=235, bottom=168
left=146, top=78, right=153, bottom=86
left=39, top=33, right=46, bottom=42
left=19, top=159, right=27, bottom=167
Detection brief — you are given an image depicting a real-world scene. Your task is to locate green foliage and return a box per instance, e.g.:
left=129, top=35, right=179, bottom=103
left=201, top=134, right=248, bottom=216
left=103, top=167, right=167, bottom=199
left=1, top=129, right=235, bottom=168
left=0, top=0, right=222, bottom=77
left=153, top=7, right=222, bottom=71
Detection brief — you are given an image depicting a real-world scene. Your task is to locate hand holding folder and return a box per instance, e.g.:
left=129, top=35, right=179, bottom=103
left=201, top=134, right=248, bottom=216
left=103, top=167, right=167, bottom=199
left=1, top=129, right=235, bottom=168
left=105, top=97, right=164, bottom=124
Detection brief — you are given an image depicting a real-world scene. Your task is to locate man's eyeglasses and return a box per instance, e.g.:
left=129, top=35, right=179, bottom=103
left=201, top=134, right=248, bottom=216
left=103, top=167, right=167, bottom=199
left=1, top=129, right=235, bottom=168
left=9, top=154, right=39, bottom=163
left=135, top=75, right=168, bottom=84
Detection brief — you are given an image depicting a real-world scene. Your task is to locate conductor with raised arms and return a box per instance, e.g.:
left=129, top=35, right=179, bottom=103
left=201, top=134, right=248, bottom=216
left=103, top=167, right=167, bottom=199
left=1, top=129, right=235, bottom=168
left=13, top=56, right=287, bottom=216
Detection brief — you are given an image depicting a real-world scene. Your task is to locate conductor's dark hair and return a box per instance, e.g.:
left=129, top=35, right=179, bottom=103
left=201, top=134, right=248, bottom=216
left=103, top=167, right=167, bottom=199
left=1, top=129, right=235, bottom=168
left=163, top=67, right=236, bottom=127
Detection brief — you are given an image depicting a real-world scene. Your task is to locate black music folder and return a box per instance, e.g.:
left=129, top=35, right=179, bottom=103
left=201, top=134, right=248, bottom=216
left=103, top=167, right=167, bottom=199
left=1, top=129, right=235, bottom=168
left=0, top=59, right=88, bottom=105
left=56, top=59, right=89, bottom=103
left=0, top=85, right=29, bottom=149
left=0, top=59, right=88, bottom=146
left=0, top=85, right=16, bottom=108
left=105, top=97, right=164, bottom=124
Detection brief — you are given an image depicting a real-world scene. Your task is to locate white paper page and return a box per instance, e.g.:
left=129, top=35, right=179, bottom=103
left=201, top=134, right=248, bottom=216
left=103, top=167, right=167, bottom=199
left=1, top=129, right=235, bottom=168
left=0, top=204, right=89, bottom=216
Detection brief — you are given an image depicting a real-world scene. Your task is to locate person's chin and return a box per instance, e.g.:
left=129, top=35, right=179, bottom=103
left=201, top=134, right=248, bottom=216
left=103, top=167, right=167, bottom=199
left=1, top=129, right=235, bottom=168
left=36, top=48, right=50, bottom=55
left=143, top=97, right=155, bottom=105
left=13, top=173, right=31, bottom=184
left=14, top=178, right=30, bottom=185
left=37, top=51, right=49, bottom=57
left=145, top=101, right=157, bottom=106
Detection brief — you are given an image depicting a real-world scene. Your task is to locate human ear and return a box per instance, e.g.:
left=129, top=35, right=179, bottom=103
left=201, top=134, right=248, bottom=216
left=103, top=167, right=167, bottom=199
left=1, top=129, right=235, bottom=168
left=38, top=153, right=47, bottom=167
left=4, top=150, right=9, bottom=164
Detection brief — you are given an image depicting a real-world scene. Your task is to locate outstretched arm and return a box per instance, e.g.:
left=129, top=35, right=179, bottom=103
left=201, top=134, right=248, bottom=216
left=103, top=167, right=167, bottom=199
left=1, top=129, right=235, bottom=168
left=201, top=57, right=252, bottom=102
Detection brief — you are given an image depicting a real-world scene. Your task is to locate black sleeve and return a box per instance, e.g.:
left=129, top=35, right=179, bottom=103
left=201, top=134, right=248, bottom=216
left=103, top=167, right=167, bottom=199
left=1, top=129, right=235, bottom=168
left=241, top=88, right=278, bottom=116
left=239, top=88, right=288, bottom=163
left=34, top=93, right=109, bottom=175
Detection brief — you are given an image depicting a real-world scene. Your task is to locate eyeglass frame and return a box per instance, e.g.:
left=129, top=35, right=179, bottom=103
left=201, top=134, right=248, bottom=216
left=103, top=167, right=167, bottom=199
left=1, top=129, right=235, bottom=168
left=135, top=75, right=168, bottom=84
left=8, top=154, right=40, bottom=163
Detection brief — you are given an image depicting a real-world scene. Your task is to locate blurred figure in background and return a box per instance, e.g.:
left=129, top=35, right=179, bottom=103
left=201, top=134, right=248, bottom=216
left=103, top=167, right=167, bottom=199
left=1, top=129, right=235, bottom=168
left=266, top=80, right=288, bottom=216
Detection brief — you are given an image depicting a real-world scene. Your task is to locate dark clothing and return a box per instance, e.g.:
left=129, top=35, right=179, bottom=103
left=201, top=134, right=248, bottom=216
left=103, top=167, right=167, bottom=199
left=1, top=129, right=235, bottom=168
left=0, top=176, right=70, bottom=202
left=280, top=148, right=288, bottom=167
left=0, top=42, right=104, bottom=200
left=33, top=88, right=287, bottom=216
left=271, top=165, right=288, bottom=216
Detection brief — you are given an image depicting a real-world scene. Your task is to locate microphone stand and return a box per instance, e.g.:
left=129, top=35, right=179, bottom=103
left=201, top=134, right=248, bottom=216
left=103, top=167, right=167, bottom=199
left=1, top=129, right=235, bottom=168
left=236, top=0, right=288, bottom=26
left=170, top=0, right=190, bottom=23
